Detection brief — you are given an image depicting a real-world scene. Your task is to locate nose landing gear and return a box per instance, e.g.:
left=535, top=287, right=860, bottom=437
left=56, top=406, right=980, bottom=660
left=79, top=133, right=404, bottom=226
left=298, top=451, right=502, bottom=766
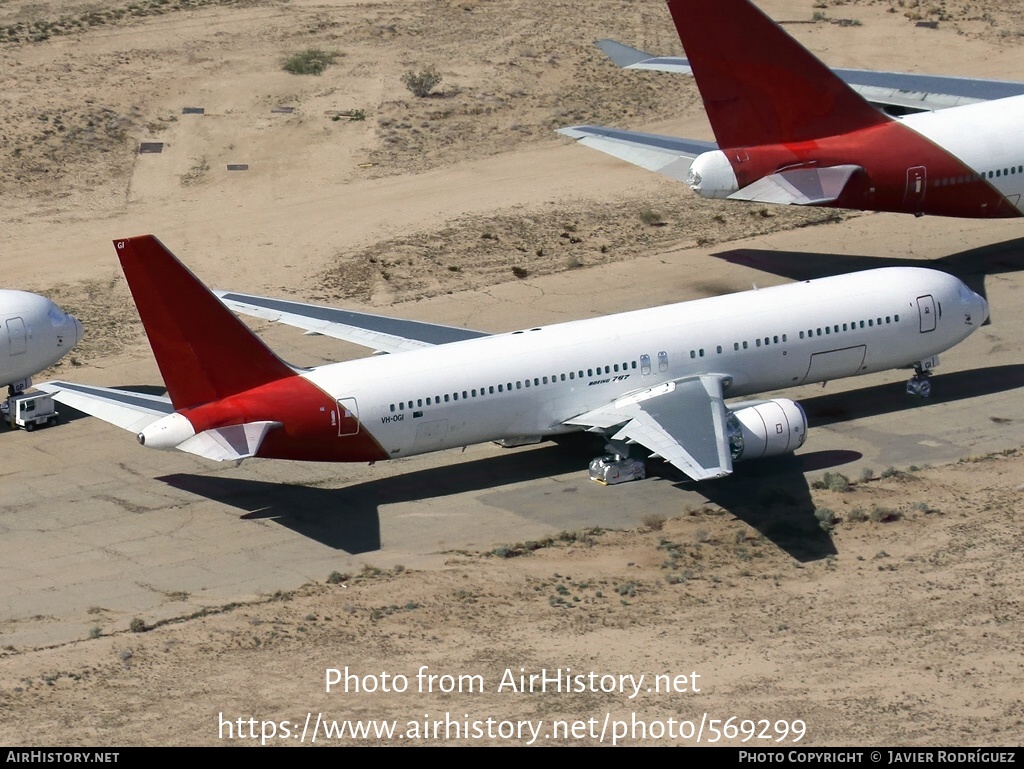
left=906, top=365, right=932, bottom=398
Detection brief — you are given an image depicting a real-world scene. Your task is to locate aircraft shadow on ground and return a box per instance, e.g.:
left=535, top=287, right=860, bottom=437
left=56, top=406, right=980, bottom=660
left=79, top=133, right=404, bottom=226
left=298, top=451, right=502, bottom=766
left=157, top=438, right=599, bottom=554
left=799, top=364, right=1024, bottom=426
left=656, top=451, right=856, bottom=563
left=713, top=235, right=1024, bottom=321
left=155, top=432, right=843, bottom=561
left=154, top=362, right=1024, bottom=559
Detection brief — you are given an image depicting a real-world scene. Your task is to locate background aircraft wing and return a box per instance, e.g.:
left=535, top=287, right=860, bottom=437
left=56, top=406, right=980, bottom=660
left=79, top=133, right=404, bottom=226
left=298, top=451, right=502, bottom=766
left=595, top=39, right=694, bottom=73
left=833, top=68, right=1024, bottom=112
left=215, top=291, right=490, bottom=354
left=555, top=125, right=715, bottom=182
left=594, top=38, right=1024, bottom=112
left=564, top=374, right=733, bottom=481
left=35, top=381, right=172, bottom=433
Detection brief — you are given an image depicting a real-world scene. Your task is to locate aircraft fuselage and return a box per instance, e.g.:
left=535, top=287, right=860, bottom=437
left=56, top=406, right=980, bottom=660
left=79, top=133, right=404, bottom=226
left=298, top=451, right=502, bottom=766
left=247, top=267, right=986, bottom=462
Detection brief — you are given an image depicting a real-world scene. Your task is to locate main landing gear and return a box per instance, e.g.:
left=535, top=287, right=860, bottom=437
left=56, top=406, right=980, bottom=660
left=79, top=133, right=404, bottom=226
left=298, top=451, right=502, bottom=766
left=906, top=365, right=932, bottom=398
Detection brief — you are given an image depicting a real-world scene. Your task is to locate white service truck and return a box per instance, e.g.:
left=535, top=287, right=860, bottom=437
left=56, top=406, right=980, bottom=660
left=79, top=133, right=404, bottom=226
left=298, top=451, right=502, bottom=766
left=4, top=392, right=59, bottom=431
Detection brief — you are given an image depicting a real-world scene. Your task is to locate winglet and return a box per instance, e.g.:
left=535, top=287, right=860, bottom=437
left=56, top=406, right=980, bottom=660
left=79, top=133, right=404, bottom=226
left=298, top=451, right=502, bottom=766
left=114, top=236, right=296, bottom=410
left=666, top=0, right=890, bottom=147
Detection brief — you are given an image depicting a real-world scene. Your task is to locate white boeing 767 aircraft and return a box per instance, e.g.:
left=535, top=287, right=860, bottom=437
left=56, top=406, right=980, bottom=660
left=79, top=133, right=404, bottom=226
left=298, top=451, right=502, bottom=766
left=38, top=236, right=986, bottom=481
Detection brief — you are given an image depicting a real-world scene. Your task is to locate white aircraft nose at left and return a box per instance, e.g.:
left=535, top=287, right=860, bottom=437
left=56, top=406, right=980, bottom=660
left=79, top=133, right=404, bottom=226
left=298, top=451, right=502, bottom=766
left=46, top=300, right=83, bottom=348
left=2, top=289, right=83, bottom=393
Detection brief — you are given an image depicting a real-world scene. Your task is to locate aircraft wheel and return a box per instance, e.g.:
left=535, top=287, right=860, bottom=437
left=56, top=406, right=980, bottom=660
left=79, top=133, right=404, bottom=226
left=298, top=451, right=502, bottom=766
left=906, top=377, right=931, bottom=399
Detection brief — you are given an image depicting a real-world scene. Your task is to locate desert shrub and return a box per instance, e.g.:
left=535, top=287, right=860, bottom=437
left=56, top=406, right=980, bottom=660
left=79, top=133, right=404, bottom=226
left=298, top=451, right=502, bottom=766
left=826, top=472, right=851, bottom=492
left=814, top=507, right=837, bottom=531
left=847, top=507, right=868, bottom=522
left=642, top=514, right=666, bottom=531
left=870, top=506, right=901, bottom=523
left=283, top=49, right=338, bottom=76
left=402, top=68, right=442, bottom=97
left=639, top=208, right=663, bottom=226
left=812, top=471, right=850, bottom=491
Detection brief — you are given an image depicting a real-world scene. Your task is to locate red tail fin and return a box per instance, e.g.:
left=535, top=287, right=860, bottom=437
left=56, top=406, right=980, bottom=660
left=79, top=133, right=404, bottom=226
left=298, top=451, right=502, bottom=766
left=667, top=0, right=889, bottom=147
left=114, top=236, right=295, bottom=410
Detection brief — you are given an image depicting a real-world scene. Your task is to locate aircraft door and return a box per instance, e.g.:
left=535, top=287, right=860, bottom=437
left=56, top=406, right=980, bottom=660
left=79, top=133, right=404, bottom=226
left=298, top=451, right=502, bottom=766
left=337, top=398, right=360, bottom=436
left=916, top=295, right=936, bottom=333
left=6, top=317, right=26, bottom=356
left=904, top=166, right=927, bottom=211
left=800, top=345, right=867, bottom=385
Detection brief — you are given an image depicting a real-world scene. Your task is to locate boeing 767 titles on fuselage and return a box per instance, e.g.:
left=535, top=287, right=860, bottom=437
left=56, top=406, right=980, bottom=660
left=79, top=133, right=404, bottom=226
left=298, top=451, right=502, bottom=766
left=559, top=0, right=1024, bottom=218
left=38, top=236, right=986, bottom=481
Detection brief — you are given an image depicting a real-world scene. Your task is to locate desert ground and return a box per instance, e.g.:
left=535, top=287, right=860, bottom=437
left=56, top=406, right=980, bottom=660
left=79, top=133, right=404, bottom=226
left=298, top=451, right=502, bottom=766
left=0, top=0, right=1022, bottom=746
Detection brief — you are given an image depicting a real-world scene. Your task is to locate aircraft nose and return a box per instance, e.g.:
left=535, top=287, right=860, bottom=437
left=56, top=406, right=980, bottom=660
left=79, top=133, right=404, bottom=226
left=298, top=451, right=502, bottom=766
left=977, top=293, right=989, bottom=325
left=68, top=315, right=83, bottom=347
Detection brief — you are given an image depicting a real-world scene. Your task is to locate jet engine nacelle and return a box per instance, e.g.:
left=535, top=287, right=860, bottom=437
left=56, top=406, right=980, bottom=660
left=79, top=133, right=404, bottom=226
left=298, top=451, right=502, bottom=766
left=726, top=399, right=807, bottom=462
left=137, top=412, right=196, bottom=450
left=686, top=150, right=740, bottom=199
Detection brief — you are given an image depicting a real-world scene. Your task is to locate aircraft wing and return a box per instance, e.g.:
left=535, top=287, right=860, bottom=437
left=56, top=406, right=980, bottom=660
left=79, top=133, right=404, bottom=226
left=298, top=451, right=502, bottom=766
left=215, top=291, right=490, bottom=354
left=34, top=380, right=173, bottom=434
left=595, top=39, right=1024, bottom=112
left=564, top=374, right=733, bottom=481
left=555, top=125, right=715, bottom=182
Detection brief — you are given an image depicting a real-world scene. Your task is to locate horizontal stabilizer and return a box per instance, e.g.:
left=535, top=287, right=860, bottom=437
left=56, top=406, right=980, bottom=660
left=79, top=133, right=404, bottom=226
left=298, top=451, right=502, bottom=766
left=177, top=421, right=281, bottom=461
left=216, top=291, right=489, bottom=354
left=556, top=125, right=716, bottom=181
left=728, top=164, right=862, bottom=206
left=35, top=381, right=173, bottom=433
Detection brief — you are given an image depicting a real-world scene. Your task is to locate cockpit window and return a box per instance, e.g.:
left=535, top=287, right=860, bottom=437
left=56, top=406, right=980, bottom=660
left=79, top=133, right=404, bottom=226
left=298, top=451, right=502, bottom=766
left=48, top=305, right=66, bottom=325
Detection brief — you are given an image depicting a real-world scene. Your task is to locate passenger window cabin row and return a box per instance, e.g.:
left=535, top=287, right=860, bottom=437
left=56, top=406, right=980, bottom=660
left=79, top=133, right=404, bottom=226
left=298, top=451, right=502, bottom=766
left=388, top=312, right=902, bottom=413
left=389, top=359, right=644, bottom=413
left=798, top=314, right=899, bottom=339
left=935, top=165, right=1024, bottom=187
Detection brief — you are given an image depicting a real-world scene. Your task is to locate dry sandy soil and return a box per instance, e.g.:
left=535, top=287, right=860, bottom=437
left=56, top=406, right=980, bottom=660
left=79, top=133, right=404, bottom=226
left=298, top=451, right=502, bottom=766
left=0, top=0, right=1022, bottom=746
